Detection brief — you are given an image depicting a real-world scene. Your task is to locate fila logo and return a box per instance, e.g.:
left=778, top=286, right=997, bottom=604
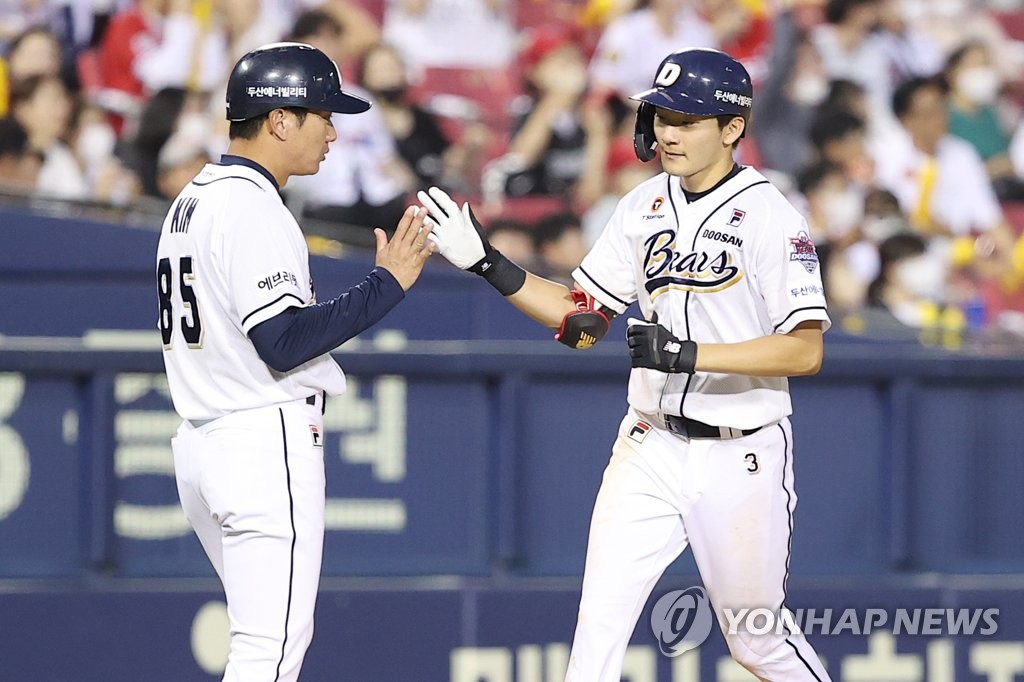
left=627, top=420, right=653, bottom=444
left=728, top=209, right=746, bottom=227
left=310, top=425, right=322, bottom=448
left=654, top=63, right=682, bottom=87
left=663, top=341, right=682, bottom=354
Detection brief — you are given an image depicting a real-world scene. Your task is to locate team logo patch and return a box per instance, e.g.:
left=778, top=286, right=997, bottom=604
left=627, top=420, right=652, bottom=444
left=789, top=231, right=819, bottom=273
left=651, top=197, right=664, bottom=213
left=310, top=425, right=322, bottom=448
left=728, top=209, right=746, bottom=227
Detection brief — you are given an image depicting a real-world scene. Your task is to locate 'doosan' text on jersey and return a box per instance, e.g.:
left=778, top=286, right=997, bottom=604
left=573, top=166, right=831, bottom=430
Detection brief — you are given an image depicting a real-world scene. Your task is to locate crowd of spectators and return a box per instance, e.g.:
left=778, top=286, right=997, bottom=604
left=4, top=0, right=1024, bottom=343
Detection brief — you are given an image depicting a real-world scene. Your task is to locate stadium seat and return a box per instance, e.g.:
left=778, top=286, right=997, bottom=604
left=76, top=48, right=102, bottom=100
left=352, top=0, right=385, bottom=24
left=408, top=66, right=522, bottom=172
left=1002, top=200, right=1024, bottom=235
left=488, top=194, right=571, bottom=223
left=513, top=0, right=578, bottom=29
left=413, top=67, right=520, bottom=126
left=993, top=10, right=1024, bottom=41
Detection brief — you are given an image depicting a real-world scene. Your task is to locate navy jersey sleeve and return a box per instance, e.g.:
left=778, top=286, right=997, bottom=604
left=248, top=267, right=405, bottom=372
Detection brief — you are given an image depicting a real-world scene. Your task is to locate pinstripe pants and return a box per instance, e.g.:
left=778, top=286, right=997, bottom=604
left=565, top=411, right=831, bottom=682
left=173, top=397, right=326, bottom=682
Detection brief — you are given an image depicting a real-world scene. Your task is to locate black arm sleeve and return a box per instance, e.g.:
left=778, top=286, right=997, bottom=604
left=248, top=267, right=405, bottom=372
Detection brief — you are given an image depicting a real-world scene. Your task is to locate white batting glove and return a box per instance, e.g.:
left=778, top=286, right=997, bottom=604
left=416, top=187, right=490, bottom=271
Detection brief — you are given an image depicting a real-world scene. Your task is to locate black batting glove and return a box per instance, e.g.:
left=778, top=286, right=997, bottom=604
left=626, top=317, right=697, bottom=374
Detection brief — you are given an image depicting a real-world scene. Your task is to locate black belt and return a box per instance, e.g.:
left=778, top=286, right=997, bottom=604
left=664, top=414, right=760, bottom=440
left=306, top=391, right=327, bottom=415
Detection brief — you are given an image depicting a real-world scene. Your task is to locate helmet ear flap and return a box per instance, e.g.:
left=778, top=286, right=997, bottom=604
left=633, top=101, right=657, bottom=162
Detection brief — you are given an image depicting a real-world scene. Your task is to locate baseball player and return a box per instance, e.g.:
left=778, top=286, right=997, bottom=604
left=156, top=43, right=434, bottom=681
left=421, top=49, right=832, bottom=681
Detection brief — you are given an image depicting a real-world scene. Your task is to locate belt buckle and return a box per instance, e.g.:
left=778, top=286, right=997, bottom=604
left=665, top=415, right=727, bottom=440
left=664, top=414, right=690, bottom=439
left=306, top=391, right=326, bottom=415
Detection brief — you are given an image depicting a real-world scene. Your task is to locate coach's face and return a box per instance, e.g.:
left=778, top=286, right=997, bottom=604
left=290, top=109, right=337, bottom=176
left=653, top=107, right=743, bottom=185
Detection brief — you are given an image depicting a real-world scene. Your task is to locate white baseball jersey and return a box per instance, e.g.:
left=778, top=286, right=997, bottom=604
left=157, top=161, right=346, bottom=421
left=573, top=166, right=831, bottom=429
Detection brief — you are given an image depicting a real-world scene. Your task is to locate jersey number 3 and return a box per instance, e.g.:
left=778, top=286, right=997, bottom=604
left=158, top=256, right=204, bottom=348
left=744, top=453, right=760, bottom=474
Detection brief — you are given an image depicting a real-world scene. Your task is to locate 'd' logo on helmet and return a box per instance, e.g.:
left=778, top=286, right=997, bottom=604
left=651, top=197, right=664, bottom=213
left=655, top=63, right=682, bottom=87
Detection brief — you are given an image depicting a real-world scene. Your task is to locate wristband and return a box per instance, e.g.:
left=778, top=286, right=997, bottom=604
left=676, top=340, right=698, bottom=374
left=470, top=249, right=527, bottom=296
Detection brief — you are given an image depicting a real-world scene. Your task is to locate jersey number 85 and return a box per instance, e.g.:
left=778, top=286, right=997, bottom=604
left=157, top=256, right=204, bottom=348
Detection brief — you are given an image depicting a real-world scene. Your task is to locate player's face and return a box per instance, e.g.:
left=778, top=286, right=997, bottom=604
left=653, top=107, right=741, bottom=189
left=292, top=109, right=337, bottom=175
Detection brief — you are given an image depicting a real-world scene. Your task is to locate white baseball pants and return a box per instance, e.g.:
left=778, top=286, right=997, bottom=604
left=565, top=411, right=831, bottom=682
left=173, top=397, right=326, bottom=682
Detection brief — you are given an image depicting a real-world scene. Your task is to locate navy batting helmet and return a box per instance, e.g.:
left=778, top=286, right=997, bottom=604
left=630, top=48, right=752, bottom=162
left=226, top=42, right=370, bottom=122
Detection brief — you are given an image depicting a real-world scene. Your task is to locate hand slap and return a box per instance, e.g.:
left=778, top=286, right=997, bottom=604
left=416, top=186, right=489, bottom=270
left=374, top=206, right=435, bottom=291
left=394, top=206, right=434, bottom=252
left=416, top=186, right=527, bottom=296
